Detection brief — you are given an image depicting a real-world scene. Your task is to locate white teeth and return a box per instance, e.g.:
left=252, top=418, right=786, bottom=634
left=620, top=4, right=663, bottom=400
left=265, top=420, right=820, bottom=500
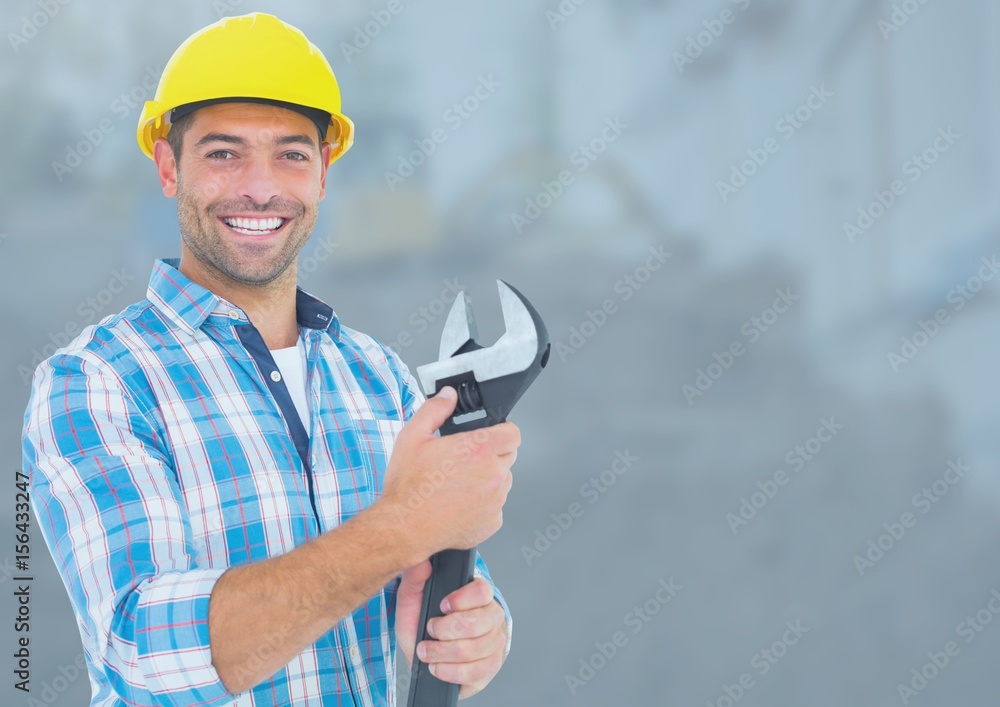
left=223, top=217, right=285, bottom=232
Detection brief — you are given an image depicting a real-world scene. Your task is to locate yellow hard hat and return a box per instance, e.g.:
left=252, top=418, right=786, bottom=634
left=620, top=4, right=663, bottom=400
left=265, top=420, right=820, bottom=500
left=136, top=12, right=354, bottom=166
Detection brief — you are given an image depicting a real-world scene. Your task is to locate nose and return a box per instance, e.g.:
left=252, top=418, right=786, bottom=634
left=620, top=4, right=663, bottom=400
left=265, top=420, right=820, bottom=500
left=236, top=153, right=281, bottom=206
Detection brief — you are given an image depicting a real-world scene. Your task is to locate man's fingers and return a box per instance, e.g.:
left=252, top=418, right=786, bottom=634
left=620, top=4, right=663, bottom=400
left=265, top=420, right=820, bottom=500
left=429, top=600, right=500, bottom=641
left=498, top=448, right=517, bottom=468
left=403, top=386, right=458, bottom=439
left=400, top=559, right=432, bottom=592
left=488, top=421, right=521, bottom=455
left=428, top=655, right=499, bottom=694
left=417, top=628, right=502, bottom=664
left=448, top=421, right=520, bottom=458
left=439, top=577, right=494, bottom=615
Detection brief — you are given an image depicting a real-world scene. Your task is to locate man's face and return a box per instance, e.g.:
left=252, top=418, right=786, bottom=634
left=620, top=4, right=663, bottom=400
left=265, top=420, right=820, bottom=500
left=154, top=102, right=333, bottom=286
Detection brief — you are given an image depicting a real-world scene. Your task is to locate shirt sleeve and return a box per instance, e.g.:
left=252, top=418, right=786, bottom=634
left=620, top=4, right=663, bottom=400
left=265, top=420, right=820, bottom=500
left=22, top=351, right=237, bottom=707
left=380, top=343, right=514, bottom=657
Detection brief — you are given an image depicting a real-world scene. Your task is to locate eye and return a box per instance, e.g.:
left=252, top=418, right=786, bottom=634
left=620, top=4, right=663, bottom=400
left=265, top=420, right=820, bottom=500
left=283, top=151, right=308, bottom=161
left=206, top=149, right=235, bottom=160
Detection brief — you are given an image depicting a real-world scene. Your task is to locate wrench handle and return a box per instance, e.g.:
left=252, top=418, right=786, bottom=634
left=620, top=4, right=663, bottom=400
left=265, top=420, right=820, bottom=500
left=404, top=546, right=477, bottom=707
left=405, top=380, right=504, bottom=707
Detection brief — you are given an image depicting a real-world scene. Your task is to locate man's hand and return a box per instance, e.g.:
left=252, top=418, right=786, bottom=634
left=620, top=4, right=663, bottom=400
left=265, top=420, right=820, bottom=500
left=395, top=559, right=433, bottom=672
left=379, top=386, right=519, bottom=559
left=396, top=563, right=509, bottom=699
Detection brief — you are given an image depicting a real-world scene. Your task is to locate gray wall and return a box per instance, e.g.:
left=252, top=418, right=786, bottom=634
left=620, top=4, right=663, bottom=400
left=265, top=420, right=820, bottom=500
left=2, top=0, right=999, bottom=705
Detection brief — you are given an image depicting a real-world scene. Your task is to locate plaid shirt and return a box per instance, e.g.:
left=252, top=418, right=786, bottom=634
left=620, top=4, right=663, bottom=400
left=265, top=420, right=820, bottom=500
left=22, top=258, right=511, bottom=707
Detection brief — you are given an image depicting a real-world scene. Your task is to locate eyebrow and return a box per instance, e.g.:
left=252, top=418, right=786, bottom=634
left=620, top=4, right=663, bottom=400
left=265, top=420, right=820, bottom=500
left=193, top=132, right=318, bottom=150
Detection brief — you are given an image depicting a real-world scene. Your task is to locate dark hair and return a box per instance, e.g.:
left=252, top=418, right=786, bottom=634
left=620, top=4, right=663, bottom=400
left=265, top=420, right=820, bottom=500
left=165, top=101, right=328, bottom=164
left=166, top=111, right=196, bottom=163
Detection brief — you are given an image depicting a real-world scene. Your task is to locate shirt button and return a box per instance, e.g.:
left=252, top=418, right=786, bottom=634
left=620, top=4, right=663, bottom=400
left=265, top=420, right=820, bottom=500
left=228, top=310, right=240, bottom=320
left=349, top=645, right=361, bottom=663
left=270, top=370, right=281, bottom=382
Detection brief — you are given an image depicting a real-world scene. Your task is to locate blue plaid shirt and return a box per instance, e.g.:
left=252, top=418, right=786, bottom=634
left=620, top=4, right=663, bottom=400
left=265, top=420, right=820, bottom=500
left=22, top=258, right=511, bottom=707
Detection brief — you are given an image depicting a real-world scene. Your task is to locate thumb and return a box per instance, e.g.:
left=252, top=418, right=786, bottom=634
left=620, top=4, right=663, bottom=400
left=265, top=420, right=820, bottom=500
left=400, top=558, right=433, bottom=594
left=404, top=386, right=458, bottom=439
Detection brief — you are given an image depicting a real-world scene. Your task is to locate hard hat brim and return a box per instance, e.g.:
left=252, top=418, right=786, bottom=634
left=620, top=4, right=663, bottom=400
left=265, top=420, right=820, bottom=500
left=137, top=101, right=354, bottom=167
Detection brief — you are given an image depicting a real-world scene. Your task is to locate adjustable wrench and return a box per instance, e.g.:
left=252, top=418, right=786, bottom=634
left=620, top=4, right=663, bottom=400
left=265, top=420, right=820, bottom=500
left=405, top=280, right=550, bottom=707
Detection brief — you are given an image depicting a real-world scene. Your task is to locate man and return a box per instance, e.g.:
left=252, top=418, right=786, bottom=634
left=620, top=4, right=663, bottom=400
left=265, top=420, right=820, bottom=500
left=22, top=13, right=517, bottom=707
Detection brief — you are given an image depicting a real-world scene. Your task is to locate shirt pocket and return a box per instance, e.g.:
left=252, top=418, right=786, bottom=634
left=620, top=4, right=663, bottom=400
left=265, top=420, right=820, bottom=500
left=349, top=417, right=405, bottom=503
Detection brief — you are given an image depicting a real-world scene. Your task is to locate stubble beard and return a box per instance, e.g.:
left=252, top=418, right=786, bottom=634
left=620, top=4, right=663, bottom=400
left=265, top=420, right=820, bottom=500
left=176, top=176, right=316, bottom=288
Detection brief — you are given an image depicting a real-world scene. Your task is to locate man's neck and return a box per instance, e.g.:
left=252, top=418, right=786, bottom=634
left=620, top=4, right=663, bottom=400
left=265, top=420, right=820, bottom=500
left=179, top=256, right=300, bottom=350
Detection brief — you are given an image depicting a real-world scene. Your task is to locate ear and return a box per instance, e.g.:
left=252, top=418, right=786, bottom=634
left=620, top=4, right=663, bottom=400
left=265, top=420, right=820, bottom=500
left=318, top=142, right=333, bottom=201
left=153, top=137, right=178, bottom=198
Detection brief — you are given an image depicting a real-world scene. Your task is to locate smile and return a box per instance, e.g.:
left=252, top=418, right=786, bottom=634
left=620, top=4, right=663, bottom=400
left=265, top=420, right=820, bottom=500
left=220, top=216, right=290, bottom=236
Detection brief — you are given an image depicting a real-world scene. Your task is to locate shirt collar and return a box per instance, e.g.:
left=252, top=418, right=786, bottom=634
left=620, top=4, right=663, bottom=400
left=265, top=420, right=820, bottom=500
left=147, top=257, right=341, bottom=339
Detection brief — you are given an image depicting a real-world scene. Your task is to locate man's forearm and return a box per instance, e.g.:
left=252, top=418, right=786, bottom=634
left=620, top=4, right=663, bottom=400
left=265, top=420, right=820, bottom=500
left=208, top=502, right=419, bottom=694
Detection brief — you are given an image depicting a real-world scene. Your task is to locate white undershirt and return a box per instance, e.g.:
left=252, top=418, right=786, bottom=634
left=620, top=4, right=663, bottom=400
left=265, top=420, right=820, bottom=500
left=270, top=337, right=310, bottom=429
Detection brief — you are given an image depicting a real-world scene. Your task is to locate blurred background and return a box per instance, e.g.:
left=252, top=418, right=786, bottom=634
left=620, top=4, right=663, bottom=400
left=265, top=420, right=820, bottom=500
left=3, top=0, right=1000, bottom=705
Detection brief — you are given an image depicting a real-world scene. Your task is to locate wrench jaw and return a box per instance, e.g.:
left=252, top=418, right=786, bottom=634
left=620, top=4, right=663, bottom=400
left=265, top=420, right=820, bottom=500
left=416, top=279, right=550, bottom=434
left=438, top=291, right=480, bottom=360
